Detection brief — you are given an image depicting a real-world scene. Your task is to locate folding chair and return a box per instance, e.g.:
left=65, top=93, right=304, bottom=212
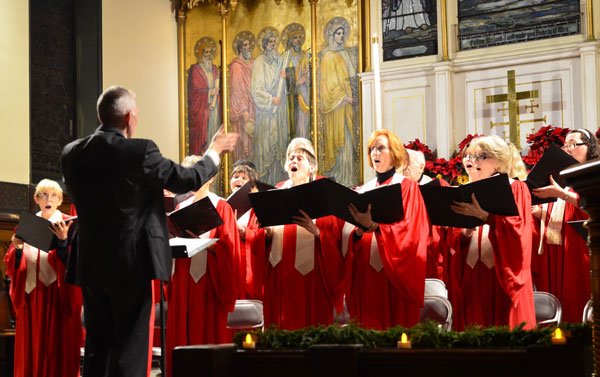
left=425, top=278, right=448, bottom=298
left=420, top=295, right=453, bottom=331
left=583, top=299, right=592, bottom=324
left=534, top=291, right=562, bottom=326
left=226, top=300, right=264, bottom=330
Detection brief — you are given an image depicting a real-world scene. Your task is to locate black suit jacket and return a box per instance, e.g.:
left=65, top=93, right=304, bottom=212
left=61, top=125, right=218, bottom=289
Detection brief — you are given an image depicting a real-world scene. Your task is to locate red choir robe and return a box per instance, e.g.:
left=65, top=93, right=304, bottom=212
left=4, top=210, right=82, bottom=377
left=165, top=193, right=240, bottom=376
left=424, top=178, right=450, bottom=281
left=260, top=179, right=346, bottom=330
left=188, top=63, right=220, bottom=155
left=237, top=209, right=263, bottom=299
left=344, top=174, right=430, bottom=330
left=447, top=179, right=536, bottom=330
left=530, top=193, right=589, bottom=323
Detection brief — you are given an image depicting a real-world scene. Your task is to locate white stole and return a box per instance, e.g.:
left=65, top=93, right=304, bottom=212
left=340, top=173, right=404, bottom=272
left=466, top=225, right=494, bottom=269
left=171, top=193, right=222, bottom=283
left=268, top=180, right=316, bottom=276
left=23, top=210, right=63, bottom=293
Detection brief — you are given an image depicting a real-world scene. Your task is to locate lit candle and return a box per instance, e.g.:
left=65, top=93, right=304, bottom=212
left=371, top=33, right=383, bottom=131
left=397, top=332, right=412, bottom=349
left=242, top=333, right=256, bottom=349
left=551, top=328, right=567, bottom=345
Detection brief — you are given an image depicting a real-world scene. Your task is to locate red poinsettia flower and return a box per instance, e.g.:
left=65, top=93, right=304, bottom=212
left=405, top=139, right=434, bottom=161
left=458, top=134, right=483, bottom=152
left=523, top=124, right=570, bottom=168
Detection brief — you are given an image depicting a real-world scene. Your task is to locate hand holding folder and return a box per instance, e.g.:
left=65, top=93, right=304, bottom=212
left=15, top=211, right=77, bottom=251
left=526, top=144, right=579, bottom=205
left=419, top=174, right=519, bottom=228
left=249, top=178, right=404, bottom=228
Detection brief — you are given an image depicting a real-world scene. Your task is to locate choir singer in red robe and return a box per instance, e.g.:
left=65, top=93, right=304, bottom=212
left=165, top=155, right=241, bottom=375
left=5, top=179, right=82, bottom=377
left=230, top=160, right=263, bottom=299
left=448, top=135, right=536, bottom=330
left=345, top=130, right=430, bottom=329
left=260, top=138, right=346, bottom=330
left=531, top=128, right=598, bottom=323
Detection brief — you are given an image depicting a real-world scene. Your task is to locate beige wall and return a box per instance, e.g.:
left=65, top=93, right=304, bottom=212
left=0, top=0, right=29, bottom=184
left=102, top=0, right=180, bottom=161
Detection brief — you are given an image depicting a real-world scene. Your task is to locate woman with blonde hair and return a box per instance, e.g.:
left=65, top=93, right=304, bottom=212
left=345, top=129, right=430, bottom=329
left=448, top=135, right=536, bottom=330
left=260, top=137, right=346, bottom=330
left=5, top=179, right=82, bottom=377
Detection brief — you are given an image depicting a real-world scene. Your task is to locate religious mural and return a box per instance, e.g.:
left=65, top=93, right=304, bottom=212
left=188, top=37, right=221, bottom=156
left=184, top=0, right=361, bottom=189
left=381, top=0, right=437, bottom=61
left=458, top=0, right=580, bottom=51
left=318, top=17, right=360, bottom=186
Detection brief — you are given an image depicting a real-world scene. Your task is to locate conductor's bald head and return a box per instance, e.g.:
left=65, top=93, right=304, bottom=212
left=97, top=86, right=137, bottom=128
left=97, top=86, right=138, bottom=138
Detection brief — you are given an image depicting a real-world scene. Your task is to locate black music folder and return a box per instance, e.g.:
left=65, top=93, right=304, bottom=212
left=226, top=181, right=275, bottom=220
left=15, top=211, right=77, bottom=251
left=167, top=196, right=224, bottom=237
left=568, top=220, right=587, bottom=241
left=170, top=237, right=219, bottom=258
left=164, top=196, right=176, bottom=213
left=526, top=144, right=579, bottom=205
left=419, top=173, right=519, bottom=228
left=249, top=178, right=404, bottom=228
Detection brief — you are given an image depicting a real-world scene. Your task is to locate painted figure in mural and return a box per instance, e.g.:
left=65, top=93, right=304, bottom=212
left=320, top=17, right=358, bottom=187
left=188, top=37, right=220, bottom=155
left=250, top=27, right=288, bottom=185
left=383, top=0, right=430, bottom=34
left=229, top=31, right=256, bottom=161
left=282, top=23, right=311, bottom=140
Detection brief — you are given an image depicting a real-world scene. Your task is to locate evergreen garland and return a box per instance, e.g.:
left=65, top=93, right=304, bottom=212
left=233, top=321, right=591, bottom=350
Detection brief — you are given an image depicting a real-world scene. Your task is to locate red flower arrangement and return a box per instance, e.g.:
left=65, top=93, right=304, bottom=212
left=405, top=139, right=434, bottom=161
left=458, top=134, right=483, bottom=152
left=522, top=125, right=570, bottom=168
left=596, top=127, right=600, bottom=139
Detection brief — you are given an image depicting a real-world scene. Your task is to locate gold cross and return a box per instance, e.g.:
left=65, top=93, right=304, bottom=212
left=486, top=70, right=539, bottom=149
left=525, top=100, right=538, bottom=114
left=496, top=103, right=509, bottom=116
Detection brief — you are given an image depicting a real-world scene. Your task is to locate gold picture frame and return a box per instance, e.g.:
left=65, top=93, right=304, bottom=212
left=173, top=0, right=367, bottom=195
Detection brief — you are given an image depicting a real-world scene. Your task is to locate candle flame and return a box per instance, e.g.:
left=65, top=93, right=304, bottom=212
left=245, top=333, right=253, bottom=343
left=401, top=333, right=408, bottom=343
left=554, top=328, right=563, bottom=339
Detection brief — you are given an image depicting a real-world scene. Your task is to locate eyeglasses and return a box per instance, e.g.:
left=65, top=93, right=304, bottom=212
left=561, top=142, right=586, bottom=151
left=463, top=153, right=488, bottom=162
left=370, top=145, right=388, bottom=153
left=37, top=193, right=59, bottom=200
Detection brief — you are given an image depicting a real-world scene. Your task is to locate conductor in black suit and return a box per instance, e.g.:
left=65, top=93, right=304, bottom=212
left=61, top=86, right=238, bottom=377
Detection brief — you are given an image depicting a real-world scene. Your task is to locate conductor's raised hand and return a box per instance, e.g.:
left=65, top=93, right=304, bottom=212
left=208, top=125, right=239, bottom=156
